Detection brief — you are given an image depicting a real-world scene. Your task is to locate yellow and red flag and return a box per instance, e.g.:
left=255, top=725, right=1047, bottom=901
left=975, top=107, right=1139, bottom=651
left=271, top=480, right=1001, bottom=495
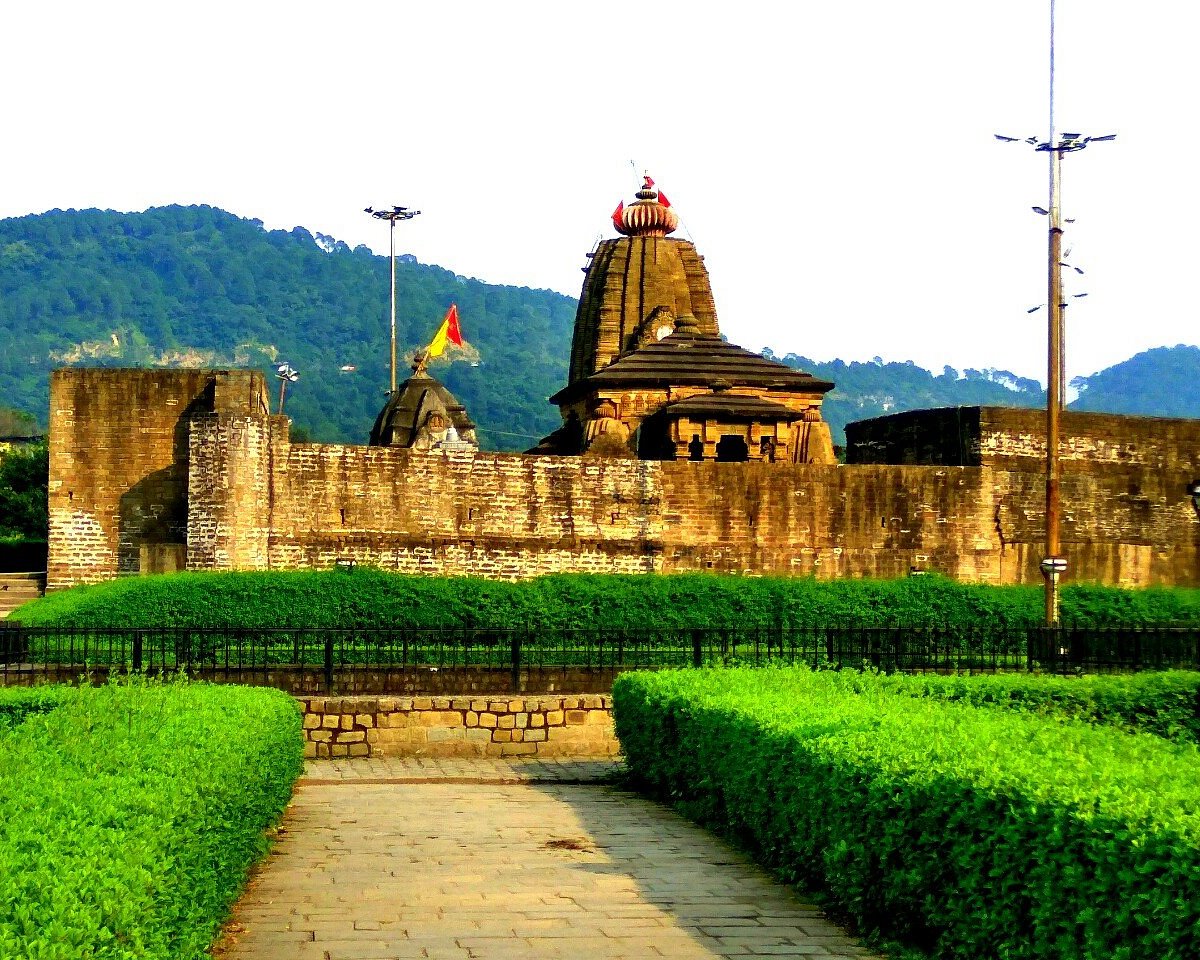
left=427, top=304, right=463, bottom=359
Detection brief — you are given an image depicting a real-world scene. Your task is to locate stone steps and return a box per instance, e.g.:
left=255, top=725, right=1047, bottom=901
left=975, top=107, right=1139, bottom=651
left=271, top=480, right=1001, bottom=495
left=0, top=572, right=46, bottom=620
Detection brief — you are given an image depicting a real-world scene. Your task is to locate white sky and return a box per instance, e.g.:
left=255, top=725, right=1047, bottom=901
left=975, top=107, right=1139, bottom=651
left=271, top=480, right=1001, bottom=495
left=4, top=0, right=1198, bottom=385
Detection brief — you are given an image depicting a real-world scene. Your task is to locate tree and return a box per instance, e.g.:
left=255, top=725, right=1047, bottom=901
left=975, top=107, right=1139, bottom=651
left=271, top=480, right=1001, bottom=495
left=0, top=441, right=48, bottom=540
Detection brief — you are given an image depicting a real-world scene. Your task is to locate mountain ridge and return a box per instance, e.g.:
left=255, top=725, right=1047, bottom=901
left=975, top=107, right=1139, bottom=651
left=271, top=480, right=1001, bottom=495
left=1, top=205, right=1196, bottom=448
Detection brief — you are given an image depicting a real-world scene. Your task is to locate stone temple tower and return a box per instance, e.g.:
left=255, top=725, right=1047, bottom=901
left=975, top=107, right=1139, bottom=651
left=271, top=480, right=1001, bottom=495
left=568, top=177, right=720, bottom=385
left=535, top=177, right=836, bottom=464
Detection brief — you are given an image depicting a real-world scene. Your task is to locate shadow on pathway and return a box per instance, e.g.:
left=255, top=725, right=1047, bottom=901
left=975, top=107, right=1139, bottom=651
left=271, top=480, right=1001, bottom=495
left=214, top=758, right=885, bottom=960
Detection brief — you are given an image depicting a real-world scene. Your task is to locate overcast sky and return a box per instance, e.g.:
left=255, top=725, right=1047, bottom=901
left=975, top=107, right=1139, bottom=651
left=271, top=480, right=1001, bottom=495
left=5, top=1, right=1197, bottom=385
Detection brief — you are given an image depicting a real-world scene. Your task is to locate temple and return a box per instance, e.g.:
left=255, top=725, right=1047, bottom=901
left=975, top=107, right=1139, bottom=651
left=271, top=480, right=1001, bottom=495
left=533, top=177, right=836, bottom=463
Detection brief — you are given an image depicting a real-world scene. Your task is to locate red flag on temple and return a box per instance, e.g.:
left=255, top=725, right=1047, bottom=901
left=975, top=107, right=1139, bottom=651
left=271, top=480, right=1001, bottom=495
left=611, top=201, right=624, bottom=230
left=657, top=191, right=671, bottom=209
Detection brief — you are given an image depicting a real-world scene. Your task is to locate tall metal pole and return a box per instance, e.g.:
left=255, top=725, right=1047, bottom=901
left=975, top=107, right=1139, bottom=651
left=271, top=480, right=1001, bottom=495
left=389, top=216, right=397, bottom=395
left=365, top=205, right=421, bottom=397
left=1044, top=0, right=1064, bottom=625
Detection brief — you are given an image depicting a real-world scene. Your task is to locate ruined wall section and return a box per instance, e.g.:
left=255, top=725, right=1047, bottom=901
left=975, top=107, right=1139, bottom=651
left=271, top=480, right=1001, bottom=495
left=48, top=369, right=269, bottom=590
left=657, top=462, right=1001, bottom=580
left=977, top=408, right=1200, bottom=474
left=186, top=413, right=281, bottom=572
left=264, top=447, right=664, bottom=578
left=995, top=466, right=1199, bottom=587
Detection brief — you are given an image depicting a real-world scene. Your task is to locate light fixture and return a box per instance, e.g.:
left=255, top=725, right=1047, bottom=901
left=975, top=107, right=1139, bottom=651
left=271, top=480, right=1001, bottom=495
left=1189, top=480, right=1200, bottom=515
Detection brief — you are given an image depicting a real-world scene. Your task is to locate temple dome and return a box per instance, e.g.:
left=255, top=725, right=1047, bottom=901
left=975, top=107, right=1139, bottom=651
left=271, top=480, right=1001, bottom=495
left=614, top=176, right=679, bottom=238
left=369, top=365, right=478, bottom=450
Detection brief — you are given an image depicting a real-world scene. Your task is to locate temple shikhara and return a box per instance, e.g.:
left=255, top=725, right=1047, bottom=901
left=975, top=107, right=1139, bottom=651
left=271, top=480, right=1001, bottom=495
left=40, top=175, right=1200, bottom=590
left=533, top=177, right=835, bottom=464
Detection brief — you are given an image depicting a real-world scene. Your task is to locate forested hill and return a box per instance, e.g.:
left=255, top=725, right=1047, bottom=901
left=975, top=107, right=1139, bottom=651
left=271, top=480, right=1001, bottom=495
left=1070, top=345, right=1200, bottom=417
left=0, top=205, right=575, bottom=447
left=0, top=206, right=1195, bottom=450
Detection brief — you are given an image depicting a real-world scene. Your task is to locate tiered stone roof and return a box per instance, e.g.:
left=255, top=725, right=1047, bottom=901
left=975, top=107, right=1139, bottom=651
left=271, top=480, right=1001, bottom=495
left=551, top=316, right=833, bottom=406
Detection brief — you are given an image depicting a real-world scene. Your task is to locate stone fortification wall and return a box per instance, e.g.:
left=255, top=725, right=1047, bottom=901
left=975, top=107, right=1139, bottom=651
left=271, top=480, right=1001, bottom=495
left=47, top=369, right=269, bottom=590
left=49, top=372, right=1200, bottom=591
left=261, top=438, right=663, bottom=577
left=847, top=406, right=1200, bottom=474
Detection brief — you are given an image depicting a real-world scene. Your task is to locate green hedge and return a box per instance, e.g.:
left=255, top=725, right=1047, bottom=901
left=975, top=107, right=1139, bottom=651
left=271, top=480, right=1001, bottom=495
left=0, top=685, right=68, bottom=730
left=855, top=670, right=1200, bottom=744
left=0, top=680, right=303, bottom=959
left=14, top=568, right=1200, bottom=630
left=613, top=668, right=1200, bottom=960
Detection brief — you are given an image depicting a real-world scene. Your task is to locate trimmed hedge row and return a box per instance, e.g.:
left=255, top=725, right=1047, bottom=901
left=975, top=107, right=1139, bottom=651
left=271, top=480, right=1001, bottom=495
left=613, top=668, right=1200, bottom=960
left=856, top=670, right=1200, bottom=744
left=14, top=568, right=1200, bottom=630
left=0, top=680, right=303, bottom=959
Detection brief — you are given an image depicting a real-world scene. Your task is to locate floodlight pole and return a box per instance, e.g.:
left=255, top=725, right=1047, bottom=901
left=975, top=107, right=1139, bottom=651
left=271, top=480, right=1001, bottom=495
left=366, top=206, right=421, bottom=395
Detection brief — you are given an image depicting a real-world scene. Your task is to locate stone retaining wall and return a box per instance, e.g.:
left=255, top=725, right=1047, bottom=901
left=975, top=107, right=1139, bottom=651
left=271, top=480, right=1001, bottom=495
left=299, top=694, right=617, bottom=759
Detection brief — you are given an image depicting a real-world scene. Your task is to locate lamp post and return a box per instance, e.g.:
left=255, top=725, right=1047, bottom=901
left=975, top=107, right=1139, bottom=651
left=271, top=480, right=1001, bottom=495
left=275, top=363, right=299, bottom=415
left=996, top=0, right=1114, bottom=625
left=365, top=205, right=421, bottom=395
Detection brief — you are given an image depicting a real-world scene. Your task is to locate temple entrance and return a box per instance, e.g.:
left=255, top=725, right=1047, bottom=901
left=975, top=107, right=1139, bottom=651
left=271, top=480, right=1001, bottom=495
left=636, top=415, right=676, bottom=461
left=715, top=434, right=748, bottom=462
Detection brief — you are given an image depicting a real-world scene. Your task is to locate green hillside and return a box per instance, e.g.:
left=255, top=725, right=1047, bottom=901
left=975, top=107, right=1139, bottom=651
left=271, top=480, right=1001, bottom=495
left=0, top=205, right=574, bottom=448
left=1070, top=344, right=1200, bottom=417
left=1, top=206, right=1195, bottom=450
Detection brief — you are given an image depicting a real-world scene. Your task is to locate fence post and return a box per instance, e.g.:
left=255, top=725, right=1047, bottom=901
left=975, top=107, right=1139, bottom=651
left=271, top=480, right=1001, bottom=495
left=691, top=629, right=704, bottom=669
left=510, top=632, right=522, bottom=693
left=323, top=636, right=334, bottom=694
left=132, top=633, right=143, bottom=673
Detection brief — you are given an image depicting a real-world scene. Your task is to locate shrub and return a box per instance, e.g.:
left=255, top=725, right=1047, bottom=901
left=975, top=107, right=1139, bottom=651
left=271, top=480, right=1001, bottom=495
left=0, top=679, right=302, bottom=959
left=856, top=670, right=1200, bottom=744
left=613, top=668, right=1200, bottom=960
left=14, top=569, right=1200, bottom=631
left=0, top=685, right=68, bottom=729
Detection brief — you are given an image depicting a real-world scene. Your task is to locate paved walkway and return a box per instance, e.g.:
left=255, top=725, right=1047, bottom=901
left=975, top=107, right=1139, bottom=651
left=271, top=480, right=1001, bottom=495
left=216, top=759, right=884, bottom=960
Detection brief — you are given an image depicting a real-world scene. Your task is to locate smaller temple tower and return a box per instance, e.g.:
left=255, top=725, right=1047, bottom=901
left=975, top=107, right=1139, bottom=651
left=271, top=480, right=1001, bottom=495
left=369, top=356, right=478, bottom=452
left=536, top=177, right=836, bottom=463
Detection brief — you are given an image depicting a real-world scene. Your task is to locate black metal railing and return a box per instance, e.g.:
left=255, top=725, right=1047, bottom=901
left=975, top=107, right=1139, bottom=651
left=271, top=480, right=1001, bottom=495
left=0, top=624, right=1195, bottom=693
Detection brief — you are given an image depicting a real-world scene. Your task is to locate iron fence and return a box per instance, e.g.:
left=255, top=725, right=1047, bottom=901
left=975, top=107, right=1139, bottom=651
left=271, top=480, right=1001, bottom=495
left=0, top=624, right=1195, bottom=694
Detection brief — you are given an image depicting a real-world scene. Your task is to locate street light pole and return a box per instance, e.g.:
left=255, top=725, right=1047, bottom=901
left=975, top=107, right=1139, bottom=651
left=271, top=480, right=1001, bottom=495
left=365, top=205, right=421, bottom=395
left=996, top=1, right=1114, bottom=624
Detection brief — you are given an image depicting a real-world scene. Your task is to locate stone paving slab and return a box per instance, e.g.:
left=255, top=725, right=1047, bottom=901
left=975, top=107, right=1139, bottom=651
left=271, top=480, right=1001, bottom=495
left=217, top=761, right=885, bottom=960
left=302, top=756, right=622, bottom=785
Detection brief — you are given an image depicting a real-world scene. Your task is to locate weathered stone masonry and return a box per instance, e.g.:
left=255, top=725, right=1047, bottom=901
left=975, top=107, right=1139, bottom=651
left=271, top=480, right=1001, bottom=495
left=48, top=370, right=1200, bottom=590
left=298, top=694, right=617, bottom=759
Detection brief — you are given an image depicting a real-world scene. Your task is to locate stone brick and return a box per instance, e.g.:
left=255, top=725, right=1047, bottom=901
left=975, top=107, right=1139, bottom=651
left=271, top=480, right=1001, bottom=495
left=499, top=742, right=537, bottom=756
left=465, top=711, right=479, bottom=727
left=565, top=710, right=587, bottom=725
left=417, top=711, right=462, bottom=727
left=492, top=729, right=512, bottom=742
left=546, top=710, right=564, bottom=726
left=497, top=714, right=515, bottom=729
left=354, top=714, right=374, bottom=727
left=525, top=728, right=547, bottom=742
left=302, top=714, right=320, bottom=729
left=340, top=716, right=355, bottom=731
left=310, top=730, right=332, bottom=742
left=339, top=730, right=366, bottom=743
left=530, top=714, right=545, bottom=728
left=302, top=741, right=317, bottom=758
left=515, top=713, right=529, bottom=729
left=413, top=697, right=433, bottom=710
left=479, top=713, right=498, bottom=729
left=321, top=715, right=339, bottom=729
left=347, top=743, right=369, bottom=757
